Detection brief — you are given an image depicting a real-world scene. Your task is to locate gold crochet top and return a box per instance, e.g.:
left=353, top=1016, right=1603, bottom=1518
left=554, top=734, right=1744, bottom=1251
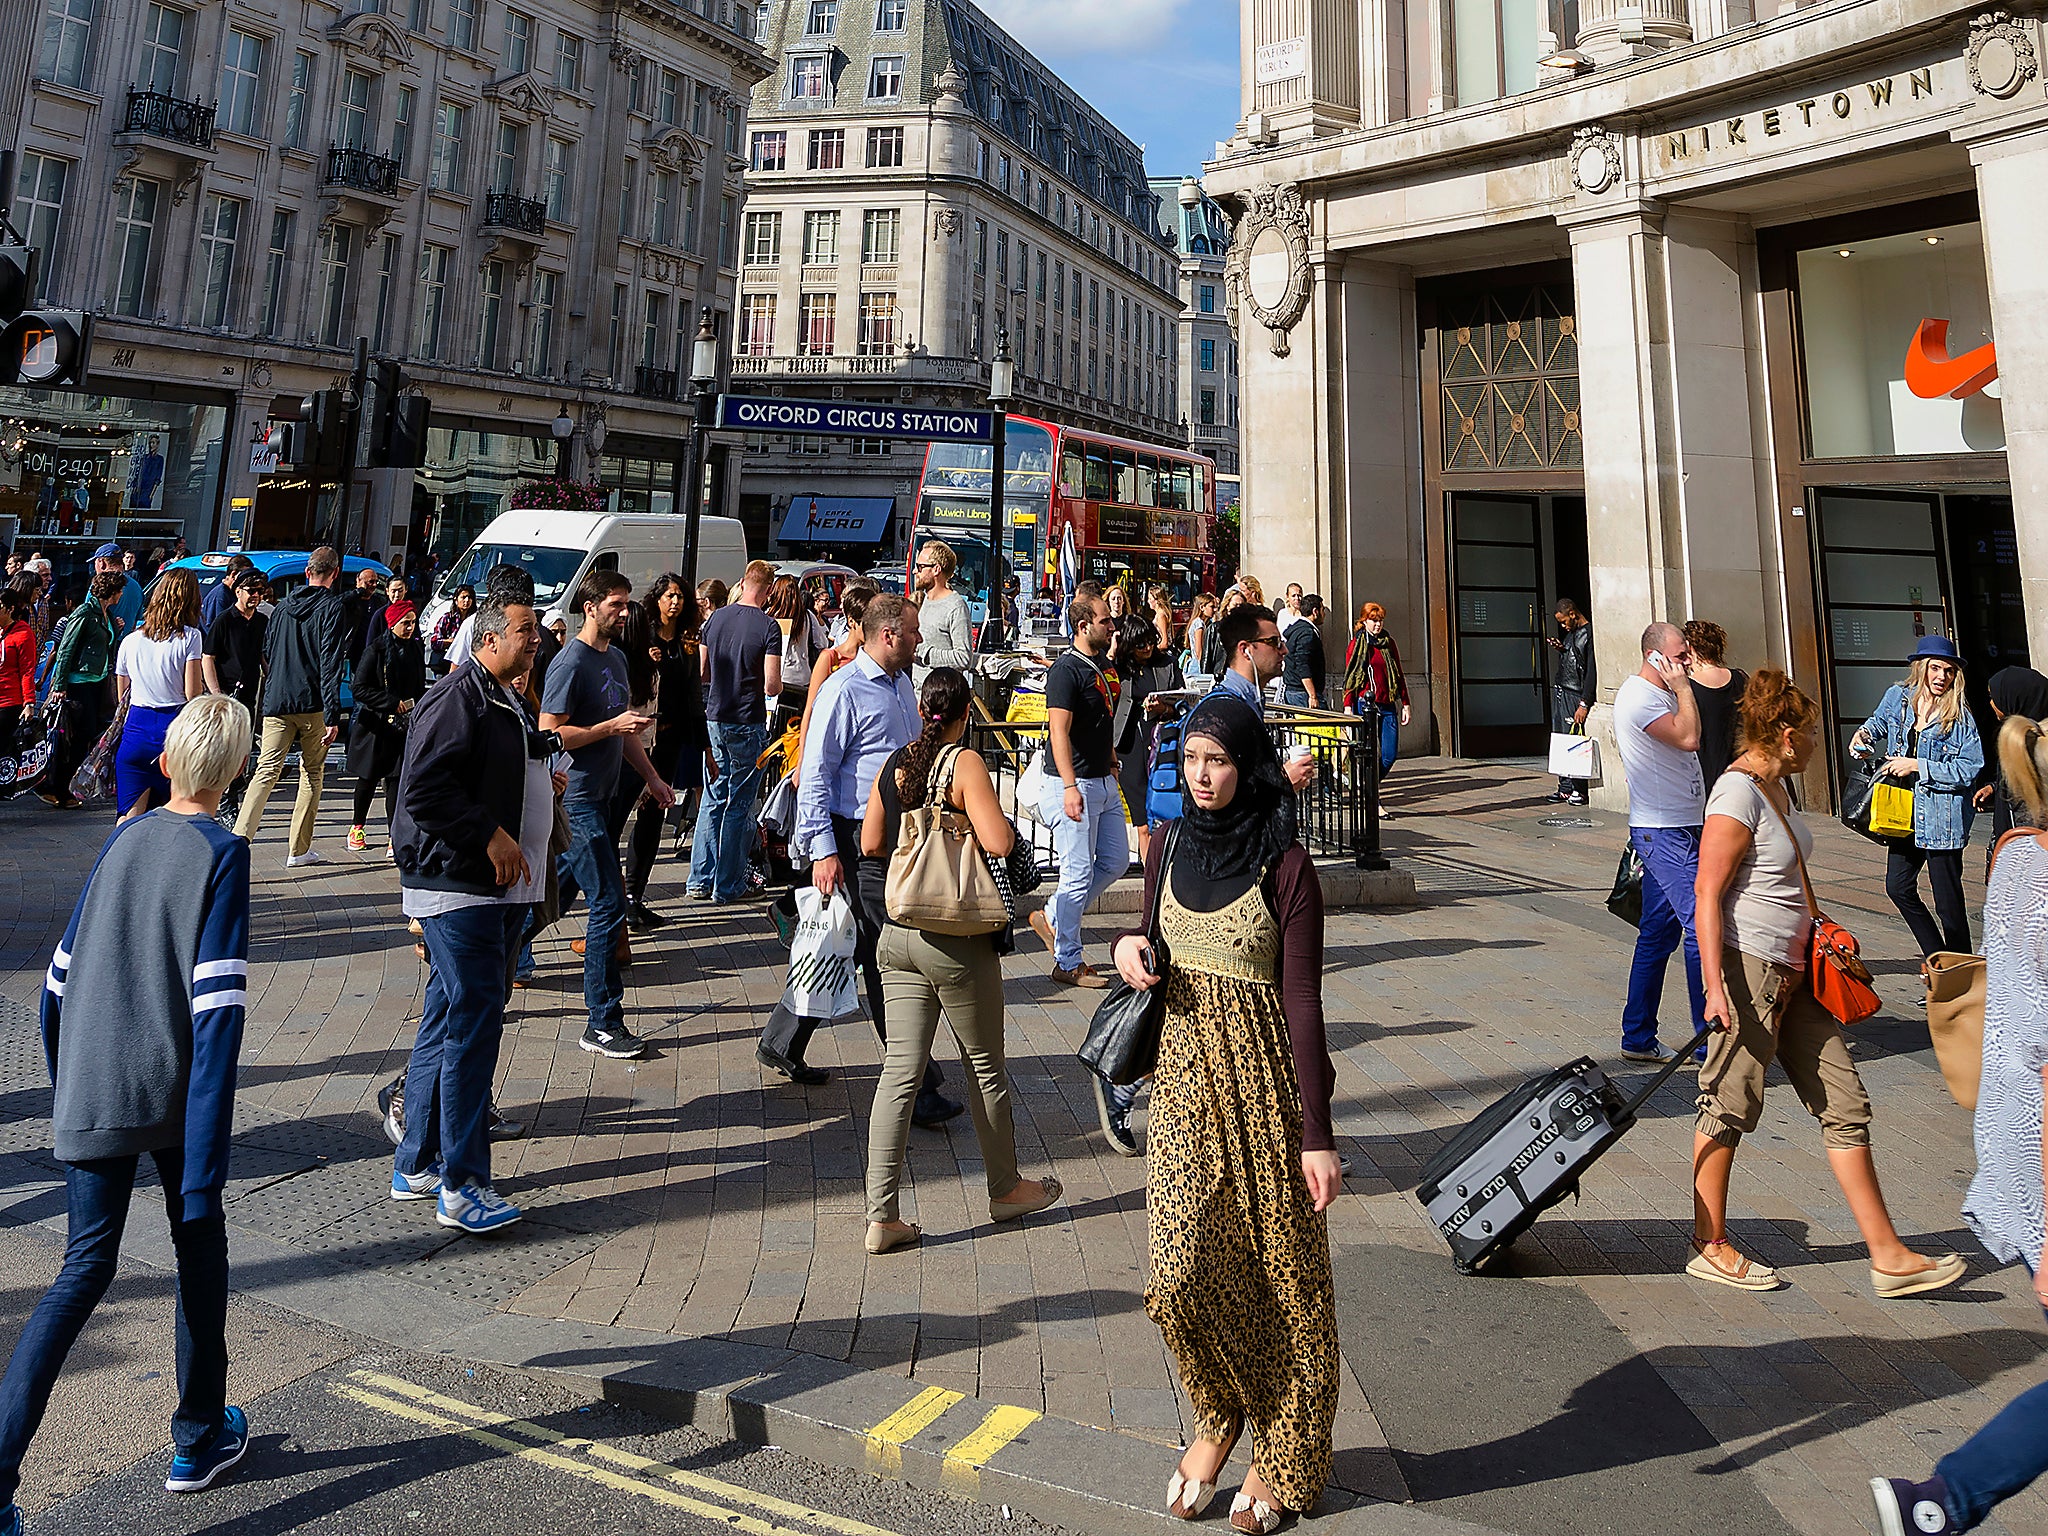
left=1158, top=879, right=1279, bottom=987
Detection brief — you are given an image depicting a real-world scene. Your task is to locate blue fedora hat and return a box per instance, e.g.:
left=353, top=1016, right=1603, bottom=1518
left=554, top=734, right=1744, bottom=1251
left=1910, top=634, right=1960, bottom=663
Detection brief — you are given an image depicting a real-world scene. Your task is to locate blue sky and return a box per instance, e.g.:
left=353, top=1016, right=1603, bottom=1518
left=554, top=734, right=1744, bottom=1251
left=978, top=0, right=1242, bottom=180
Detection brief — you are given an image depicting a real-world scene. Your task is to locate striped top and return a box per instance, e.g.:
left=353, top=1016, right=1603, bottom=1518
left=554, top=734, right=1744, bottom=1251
left=1964, top=833, right=2048, bottom=1272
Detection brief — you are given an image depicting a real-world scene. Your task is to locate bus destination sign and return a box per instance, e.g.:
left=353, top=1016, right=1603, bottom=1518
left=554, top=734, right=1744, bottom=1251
left=717, top=395, right=994, bottom=443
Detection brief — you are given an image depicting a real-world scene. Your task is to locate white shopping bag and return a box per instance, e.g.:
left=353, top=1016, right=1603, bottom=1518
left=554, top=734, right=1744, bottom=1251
left=1015, top=746, right=1049, bottom=826
left=1548, top=731, right=1598, bottom=779
left=780, top=887, right=861, bottom=1020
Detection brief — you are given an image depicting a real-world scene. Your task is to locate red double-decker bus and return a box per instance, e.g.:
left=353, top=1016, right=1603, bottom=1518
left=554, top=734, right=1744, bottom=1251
left=909, top=415, right=1215, bottom=623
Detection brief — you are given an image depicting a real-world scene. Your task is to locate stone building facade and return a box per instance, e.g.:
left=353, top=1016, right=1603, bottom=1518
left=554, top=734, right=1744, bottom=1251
left=732, top=0, right=1184, bottom=564
left=6, top=0, right=768, bottom=583
left=1153, top=174, right=1240, bottom=498
left=1211, top=0, right=2047, bottom=809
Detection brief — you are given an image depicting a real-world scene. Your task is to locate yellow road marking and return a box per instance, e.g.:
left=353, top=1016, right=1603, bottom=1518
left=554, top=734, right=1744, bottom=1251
left=861, top=1384, right=964, bottom=1473
left=945, top=1404, right=1040, bottom=1470
left=334, top=1372, right=903, bottom=1536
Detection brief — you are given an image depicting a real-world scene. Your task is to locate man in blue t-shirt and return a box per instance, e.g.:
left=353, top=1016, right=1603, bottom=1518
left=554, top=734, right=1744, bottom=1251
left=540, top=569, right=671, bottom=1059
left=688, top=560, right=783, bottom=903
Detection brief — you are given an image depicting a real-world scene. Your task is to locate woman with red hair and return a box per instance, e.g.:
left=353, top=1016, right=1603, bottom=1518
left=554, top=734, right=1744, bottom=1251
left=1342, top=603, right=1410, bottom=775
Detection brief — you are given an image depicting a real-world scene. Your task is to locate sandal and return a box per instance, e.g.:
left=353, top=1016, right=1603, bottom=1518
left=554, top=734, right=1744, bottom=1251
left=1166, top=1418, right=1243, bottom=1520
left=1229, top=1488, right=1288, bottom=1534
left=1686, top=1236, right=1781, bottom=1291
left=865, top=1221, right=921, bottom=1255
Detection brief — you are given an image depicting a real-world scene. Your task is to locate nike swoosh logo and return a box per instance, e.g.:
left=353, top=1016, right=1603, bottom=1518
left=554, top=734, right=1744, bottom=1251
left=1904, top=317, right=1999, bottom=400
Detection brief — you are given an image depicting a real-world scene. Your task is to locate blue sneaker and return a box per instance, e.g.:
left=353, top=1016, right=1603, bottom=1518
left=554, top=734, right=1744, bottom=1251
left=1093, top=1076, right=1141, bottom=1157
left=1870, top=1474, right=1953, bottom=1536
left=436, top=1183, right=522, bottom=1234
left=1, top=1501, right=20, bottom=1535
left=390, top=1165, right=442, bottom=1202
left=164, top=1405, right=249, bottom=1492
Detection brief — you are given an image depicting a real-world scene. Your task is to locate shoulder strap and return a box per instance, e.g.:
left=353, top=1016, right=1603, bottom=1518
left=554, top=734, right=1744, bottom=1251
left=1148, top=820, right=1181, bottom=942
left=1989, top=825, right=2048, bottom=878
left=1735, top=770, right=1822, bottom=923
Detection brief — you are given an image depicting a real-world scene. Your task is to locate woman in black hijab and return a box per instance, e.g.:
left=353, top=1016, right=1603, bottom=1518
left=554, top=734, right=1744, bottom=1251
left=1111, top=695, right=1340, bottom=1532
left=1975, top=667, right=2048, bottom=856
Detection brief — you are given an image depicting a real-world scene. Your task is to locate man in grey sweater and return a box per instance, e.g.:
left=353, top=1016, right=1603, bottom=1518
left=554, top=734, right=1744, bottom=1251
left=4, top=696, right=255, bottom=1524
left=911, top=540, right=975, bottom=686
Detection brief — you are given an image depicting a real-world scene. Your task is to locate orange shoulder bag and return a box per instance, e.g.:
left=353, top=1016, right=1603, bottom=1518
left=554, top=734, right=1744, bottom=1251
left=1745, top=774, right=1882, bottom=1025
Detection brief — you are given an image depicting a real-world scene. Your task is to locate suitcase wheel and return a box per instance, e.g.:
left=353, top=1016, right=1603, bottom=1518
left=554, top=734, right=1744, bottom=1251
left=1452, top=1254, right=1479, bottom=1277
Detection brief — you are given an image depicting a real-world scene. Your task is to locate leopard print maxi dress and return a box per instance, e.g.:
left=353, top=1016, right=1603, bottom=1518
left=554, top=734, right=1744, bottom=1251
left=1144, top=879, right=1339, bottom=1513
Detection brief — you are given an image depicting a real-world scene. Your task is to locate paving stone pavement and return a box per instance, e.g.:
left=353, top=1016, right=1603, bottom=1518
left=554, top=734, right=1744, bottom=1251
left=0, top=758, right=2043, bottom=1535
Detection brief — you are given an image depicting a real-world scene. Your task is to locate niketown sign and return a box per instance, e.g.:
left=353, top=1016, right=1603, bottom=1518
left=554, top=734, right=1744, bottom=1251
left=716, top=395, right=994, bottom=443
left=1906, top=319, right=1998, bottom=400
left=1646, top=60, right=1961, bottom=176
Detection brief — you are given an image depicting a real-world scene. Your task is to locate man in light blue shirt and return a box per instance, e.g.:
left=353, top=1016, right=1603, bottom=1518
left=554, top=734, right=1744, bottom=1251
left=759, top=594, right=962, bottom=1125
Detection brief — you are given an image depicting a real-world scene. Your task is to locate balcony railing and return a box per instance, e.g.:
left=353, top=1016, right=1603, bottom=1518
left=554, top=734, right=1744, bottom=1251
left=731, top=353, right=980, bottom=383
left=122, top=89, right=215, bottom=149
left=633, top=366, right=680, bottom=401
left=325, top=142, right=401, bottom=198
left=482, top=192, right=548, bottom=234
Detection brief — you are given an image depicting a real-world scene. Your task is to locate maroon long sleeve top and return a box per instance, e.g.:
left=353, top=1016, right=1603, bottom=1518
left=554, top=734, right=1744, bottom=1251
left=1122, top=836, right=1336, bottom=1152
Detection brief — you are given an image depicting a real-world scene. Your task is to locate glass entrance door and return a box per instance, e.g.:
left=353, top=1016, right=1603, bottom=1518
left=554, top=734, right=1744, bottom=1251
left=1450, top=494, right=1547, bottom=755
left=1813, top=490, right=1949, bottom=761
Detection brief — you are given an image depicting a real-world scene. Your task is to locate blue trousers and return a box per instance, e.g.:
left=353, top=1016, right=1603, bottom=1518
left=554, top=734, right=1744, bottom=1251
left=555, top=798, right=627, bottom=1033
left=690, top=720, right=767, bottom=901
left=1939, top=1304, right=2048, bottom=1529
left=1352, top=699, right=1398, bottom=776
left=1622, top=824, right=1708, bottom=1054
left=1038, top=773, right=1129, bottom=972
left=0, top=1147, right=229, bottom=1509
left=398, top=902, right=522, bottom=1191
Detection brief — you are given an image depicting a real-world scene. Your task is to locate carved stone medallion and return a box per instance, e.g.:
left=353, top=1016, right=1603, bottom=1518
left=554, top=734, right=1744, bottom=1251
left=1222, top=183, right=1311, bottom=357
left=1967, top=11, right=2039, bottom=98
left=1569, top=125, right=1623, bottom=195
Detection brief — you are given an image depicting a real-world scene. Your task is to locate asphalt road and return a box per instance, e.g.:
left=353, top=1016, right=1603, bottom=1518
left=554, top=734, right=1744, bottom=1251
left=25, top=1346, right=1074, bottom=1536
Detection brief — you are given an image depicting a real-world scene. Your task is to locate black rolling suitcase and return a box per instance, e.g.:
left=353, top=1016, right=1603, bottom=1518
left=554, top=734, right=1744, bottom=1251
left=1415, top=1025, right=1714, bottom=1274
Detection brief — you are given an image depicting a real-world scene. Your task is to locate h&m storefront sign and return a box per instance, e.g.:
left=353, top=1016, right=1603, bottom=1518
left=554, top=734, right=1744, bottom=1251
left=717, top=394, right=993, bottom=443
left=1647, top=60, right=1964, bottom=177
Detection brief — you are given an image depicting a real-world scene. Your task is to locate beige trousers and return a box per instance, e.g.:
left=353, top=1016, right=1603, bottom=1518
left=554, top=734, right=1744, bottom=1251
left=235, top=712, right=329, bottom=856
left=868, top=924, right=1019, bottom=1225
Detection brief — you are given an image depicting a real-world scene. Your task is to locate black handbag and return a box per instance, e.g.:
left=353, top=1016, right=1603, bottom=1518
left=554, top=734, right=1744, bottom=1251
left=1606, top=842, right=1644, bottom=928
left=1838, top=756, right=1895, bottom=846
left=1077, top=822, right=1180, bottom=1086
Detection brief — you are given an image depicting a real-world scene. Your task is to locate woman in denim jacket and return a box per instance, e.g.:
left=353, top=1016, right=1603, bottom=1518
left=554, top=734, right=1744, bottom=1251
left=1852, top=636, right=1983, bottom=962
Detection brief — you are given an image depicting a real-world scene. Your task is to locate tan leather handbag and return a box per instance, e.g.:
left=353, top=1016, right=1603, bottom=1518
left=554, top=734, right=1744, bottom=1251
left=885, top=744, right=1009, bottom=936
left=1923, top=952, right=1985, bottom=1112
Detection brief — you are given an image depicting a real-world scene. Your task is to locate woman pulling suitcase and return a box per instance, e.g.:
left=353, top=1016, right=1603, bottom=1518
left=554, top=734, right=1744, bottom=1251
left=1691, top=671, right=1964, bottom=1298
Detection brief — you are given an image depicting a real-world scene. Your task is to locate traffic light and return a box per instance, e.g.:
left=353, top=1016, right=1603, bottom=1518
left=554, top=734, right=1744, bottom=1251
left=0, top=242, right=91, bottom=387
left=301, top=389, right=348, bottom=470
left=368, top=360, right=429, bottom=469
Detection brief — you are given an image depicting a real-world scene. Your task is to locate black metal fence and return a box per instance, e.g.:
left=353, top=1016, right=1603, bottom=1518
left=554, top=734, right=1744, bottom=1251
left=967, top=697, right=1387, bottom=877
left=123, top=89, right=215, bottom=148
left=324, top=143, right=401, bottom=197
left=482, top=191, right=548, bottom=234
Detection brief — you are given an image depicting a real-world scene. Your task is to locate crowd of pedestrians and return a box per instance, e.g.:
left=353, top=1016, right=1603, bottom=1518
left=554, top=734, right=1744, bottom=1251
left=14, top=535, right=2048, bottom=1536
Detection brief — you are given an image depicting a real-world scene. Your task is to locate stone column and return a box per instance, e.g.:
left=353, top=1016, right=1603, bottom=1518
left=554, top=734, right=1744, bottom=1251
left=1960, top=100, right=2048, bottom=664
left=1329, top=257, right=1429, bottom=747
left=1575, top=0, right=1692, bottom=65
left=1562, top=196, right=1773, bottom=810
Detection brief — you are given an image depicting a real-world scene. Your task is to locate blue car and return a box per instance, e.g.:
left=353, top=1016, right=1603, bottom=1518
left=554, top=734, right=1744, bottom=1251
left=144, top=550, right=395, bottom=714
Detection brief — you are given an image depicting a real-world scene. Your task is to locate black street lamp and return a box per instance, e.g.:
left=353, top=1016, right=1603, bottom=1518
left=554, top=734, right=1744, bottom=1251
left=550, top=405, right=574, bottom=476
left=985, top=324, right=1016, bottom=622
left=676, top=306, right=723, bottom=593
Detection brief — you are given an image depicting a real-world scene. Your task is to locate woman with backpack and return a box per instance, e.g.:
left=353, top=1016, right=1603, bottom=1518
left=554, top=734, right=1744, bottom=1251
left=1110, top=694, right=1340, bottom=1533
left=1850, top=636, right=1983, bottom=962
left=858, top=667, right=1062, bottom=1255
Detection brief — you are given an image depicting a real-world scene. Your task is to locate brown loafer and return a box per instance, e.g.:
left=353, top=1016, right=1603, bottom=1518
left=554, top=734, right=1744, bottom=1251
left=1051, top=962, right=1108, bottom=989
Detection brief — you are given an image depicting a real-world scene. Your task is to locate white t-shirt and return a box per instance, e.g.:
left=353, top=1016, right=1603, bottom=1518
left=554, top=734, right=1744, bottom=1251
left=1705, top=772, right=1813, bottom=968
left=116, top=627, right=203, bottom=708
left=447, top=612, right=478, bottom=669
left=1276, top=608, right=1305, bottom=637
left=1614, top=674, right=1705, bottom=827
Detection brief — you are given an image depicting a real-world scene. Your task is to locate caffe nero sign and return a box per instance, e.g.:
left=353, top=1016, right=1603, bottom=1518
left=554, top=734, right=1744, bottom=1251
left=716, top=395, right=994, bottom=443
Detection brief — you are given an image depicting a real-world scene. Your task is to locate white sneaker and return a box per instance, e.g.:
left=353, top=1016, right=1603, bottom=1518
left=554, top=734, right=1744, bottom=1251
left=285, top=850, right=326, bottom=868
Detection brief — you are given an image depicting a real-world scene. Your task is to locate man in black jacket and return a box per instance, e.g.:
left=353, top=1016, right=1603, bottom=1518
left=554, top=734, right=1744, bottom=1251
left=388, top=596, right=552, bottom=1234
left=1548, top=598, right=1596, bottom=805
left=235, top=546, right=348, bottom=864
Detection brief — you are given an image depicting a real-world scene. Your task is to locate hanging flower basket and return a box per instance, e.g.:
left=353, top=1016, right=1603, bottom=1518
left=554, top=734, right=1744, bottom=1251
left=510, top=477, right=606, bottom=512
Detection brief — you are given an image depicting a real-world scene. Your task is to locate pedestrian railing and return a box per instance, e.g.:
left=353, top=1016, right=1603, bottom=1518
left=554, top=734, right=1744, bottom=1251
left=966, top=697, right=1388, bottom=880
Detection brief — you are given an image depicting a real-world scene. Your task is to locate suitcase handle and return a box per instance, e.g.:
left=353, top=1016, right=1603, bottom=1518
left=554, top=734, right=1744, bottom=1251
left=1617, top=1023, right=1721, bottom=1121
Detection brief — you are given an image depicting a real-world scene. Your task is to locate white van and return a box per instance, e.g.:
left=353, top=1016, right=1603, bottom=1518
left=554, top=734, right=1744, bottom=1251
left=421, top=509, right=747, bottom=634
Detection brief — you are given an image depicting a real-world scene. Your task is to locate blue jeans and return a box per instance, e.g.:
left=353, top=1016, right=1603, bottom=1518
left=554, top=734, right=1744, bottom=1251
left=1282, top=684, right=1311, bottom=708
left=556, top=798, right=627, bottom=1032
left=0, top=1147, right=229, bottom=1508
left=1938, top=1304, right=2048, bottom=1529
left=1622, top=824, right=1708, bottom=1054
left=1352, top=699, right=1399, bottom=776
left=690, top=721, right=767, bottom=901
left=399, top=902, right=521, bottom=1192
left=1038, top=773, right=1130, bottom=972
